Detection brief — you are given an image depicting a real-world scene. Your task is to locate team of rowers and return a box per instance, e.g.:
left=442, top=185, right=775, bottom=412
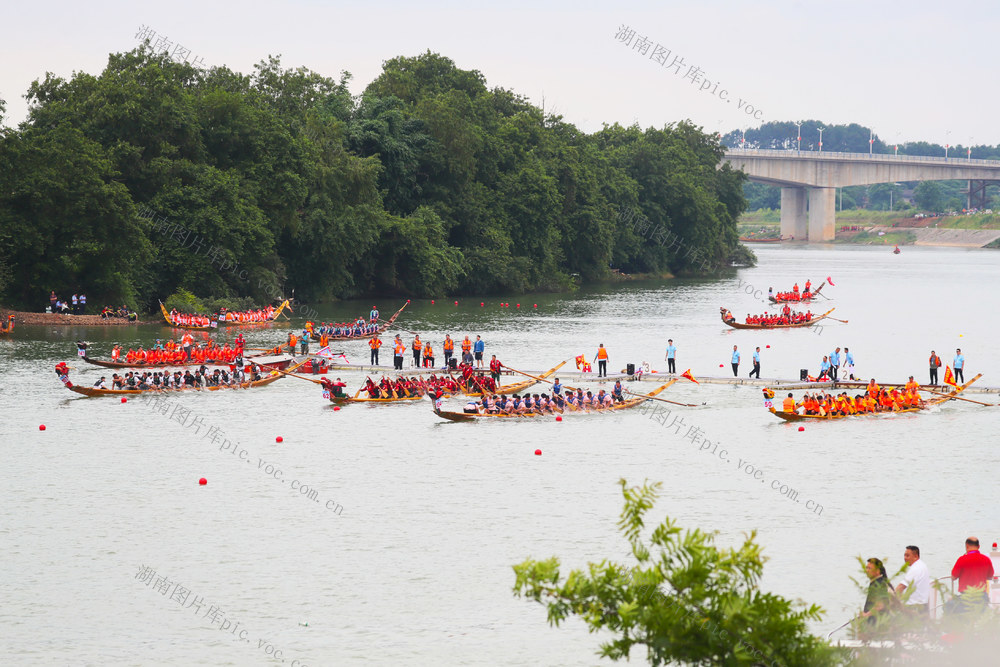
left=776, top=377, right=926, bottom=416
left=744, top=306, right=813, bottom=326
left=769, top=280, right=816, bottom=303
left=93, top=364, right=266, bottom=390
left=113, top=339, right=246, bottom=365
left=308, top=306, right=382, bottom=338
left=459, top=379, right=628, bottom=414
left=168, top=305, right=278, bottom=327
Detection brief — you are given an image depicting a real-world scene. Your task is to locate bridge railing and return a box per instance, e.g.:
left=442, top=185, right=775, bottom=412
left=723, top=148, right=1000, bottom=167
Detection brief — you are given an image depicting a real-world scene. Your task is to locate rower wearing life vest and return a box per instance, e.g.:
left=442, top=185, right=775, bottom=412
left=792, top=282, right=799, bottom=294
left=804, top=279, right=812, bottom=294
left=905, top=376, right=920, bottom=393
left=287, top=332, right=298, bottom=355
left=867, top=379, right=880, bottom=396
left=369, top=335, right=382, bottom=366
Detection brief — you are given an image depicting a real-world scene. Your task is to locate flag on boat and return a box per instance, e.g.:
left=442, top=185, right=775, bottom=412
left=575, top=354, right=585, bottom=369
left=680, top=369, right=699, bottom=384
left=943, top=366, right=957, bottom=388
left=826, top=276, right=835, bottom=286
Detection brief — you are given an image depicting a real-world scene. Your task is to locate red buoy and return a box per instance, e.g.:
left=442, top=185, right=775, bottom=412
left=555, top=415, right=562, bottom=422
left=516, top=304, right=520, bottom=308
left=406, top=299, right=411, bottom=303
left=534, top=449, right=542, bottom=455
left=480, top=302, right=484, bottom=307
left=199, top=478, right=207, bottom=485
left=719, top=364, right=724, bottom=368
left=765, top=345, right=770, bottom=349
left=121, top=397, right=127, bottom=403
left=333, top=406, right=341, bottom=411
left=39, top=424, right=46, bottom=431
left=276, top=436, right=283, bottom=443
left=431, top=300, right=435, bottom=305
left=798, top=426, right=805, bottom=432
left=533, top=304, right=537, bottom=308
left=454, top=301, right=458, bottom=306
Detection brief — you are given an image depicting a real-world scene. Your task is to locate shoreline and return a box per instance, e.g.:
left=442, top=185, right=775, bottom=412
left=0, top=308, right=157, bottom=327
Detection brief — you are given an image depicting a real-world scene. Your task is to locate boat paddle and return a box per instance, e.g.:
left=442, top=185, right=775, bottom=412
left=622, top=390, right=703, bottom=407
left=377, top=317, right=420, bottom=335
left=826, top=316, right=849, bottom=324
left=505, top=364, right=580, bottom=393
left=923, top=388, right=995, bottom=407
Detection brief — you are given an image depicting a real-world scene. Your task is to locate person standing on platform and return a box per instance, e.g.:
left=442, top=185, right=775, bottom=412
left=442, top=335, right=455, bottom=368
left=730, top=345, right=740, bottom=377
left=411, top=334, right=422, bottom=368
left=474, top=335, right=485, bottom=369
left=954, top=349, right=965, bottom=383
left=749, top=346, right=761, bottom=379
left=393, top=335, right=405, bottom=371
left=79, top=293, right=87, bottom=314
left=369, top=335, right=382, bottom=366
left=828, top=347, right=841, bottom=382
left=71, top=293, right=79, bottom=314
left=928, top=350, right=941, bottom=386
left=665, top=339, right=677, bottom=374
left=843, top=347, right=855, bottom=380
left=369, top=305, right=380, bottom=324
left=594, top=344, right=609, bottom=378
left=489, top=354, right=502, bottom=385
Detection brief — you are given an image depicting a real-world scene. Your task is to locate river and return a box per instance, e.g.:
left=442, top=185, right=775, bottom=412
left=2, top=244, right=998, bottom=665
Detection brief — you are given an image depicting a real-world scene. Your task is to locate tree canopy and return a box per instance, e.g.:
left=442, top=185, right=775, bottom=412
left=513, top=480, right=845, bottom=666
left=0, top=49, right=752, bottom=310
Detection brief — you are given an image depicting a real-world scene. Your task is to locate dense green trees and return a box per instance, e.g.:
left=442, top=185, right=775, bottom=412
left=0, top=49, right=752, bottom=310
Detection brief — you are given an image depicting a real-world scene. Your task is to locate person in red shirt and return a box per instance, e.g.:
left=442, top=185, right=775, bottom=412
left=948, top=536, right=995, bottom=615
left=489, top=355, right=503, bottom=385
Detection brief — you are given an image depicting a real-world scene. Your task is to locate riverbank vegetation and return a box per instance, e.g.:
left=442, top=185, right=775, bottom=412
left=0, top=50, right=751, bottom=311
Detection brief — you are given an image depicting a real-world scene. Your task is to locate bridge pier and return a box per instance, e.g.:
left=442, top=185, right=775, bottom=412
left=808, top=187, right=836, bottom=242
left=780, top=187, right=808, bottom=240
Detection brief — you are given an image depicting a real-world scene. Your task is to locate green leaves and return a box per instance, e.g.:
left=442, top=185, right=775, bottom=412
left=512, top=479, right=847, bottom=666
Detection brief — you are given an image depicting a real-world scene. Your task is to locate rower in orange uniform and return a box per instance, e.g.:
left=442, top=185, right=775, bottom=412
left=782, top=393, right=796, bottom=413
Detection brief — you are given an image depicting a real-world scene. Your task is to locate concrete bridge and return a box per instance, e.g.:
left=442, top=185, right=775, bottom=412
left=723, top=149, right=1000, bottom=241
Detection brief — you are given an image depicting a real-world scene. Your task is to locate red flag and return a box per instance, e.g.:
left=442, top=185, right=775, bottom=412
left=680, top=369, right=699, bottom=384
left=826, top=276, right=835, bottom=286
left=575, top=354, right=585, bottom=369
left=943, top=366, right=958, bottom=388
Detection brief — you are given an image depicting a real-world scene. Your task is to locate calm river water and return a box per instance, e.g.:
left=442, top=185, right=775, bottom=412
left=2, top=245, right=998, bottom=665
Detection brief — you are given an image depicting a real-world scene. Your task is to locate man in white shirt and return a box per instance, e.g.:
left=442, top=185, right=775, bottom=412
left=896, top=545, right=931, bottom=614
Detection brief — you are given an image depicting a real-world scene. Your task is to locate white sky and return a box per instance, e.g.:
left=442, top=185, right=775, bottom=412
left=2, top=0, right=997, bottom=145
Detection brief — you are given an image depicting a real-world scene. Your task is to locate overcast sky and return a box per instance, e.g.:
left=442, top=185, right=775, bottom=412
left=2, top=0, right=998, bottom=145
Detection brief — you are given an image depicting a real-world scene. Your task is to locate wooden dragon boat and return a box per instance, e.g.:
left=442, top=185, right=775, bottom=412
left=768, top=282, right=825, bottom=304
left=81, top=352, right=294, bottom=371
left=462, top=361, right=567, bottom=397
left=765, top=373, right=982, bottom=422
left=60, top=361, right=306, bottom=397
left=433, top=378, right=679, bottom=422
left=309, top=301, right=408, bottom=342
left=159, top=300, right=290, bottom=331
left=720, top=307, right=837, bottom=330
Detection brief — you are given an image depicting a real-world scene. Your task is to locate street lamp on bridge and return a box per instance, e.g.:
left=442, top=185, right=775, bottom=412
left=796, top=121, right=802, bottom=154
left=869, top=128, right=874, bottom=155
left=817, top=126, right=825, bottom=152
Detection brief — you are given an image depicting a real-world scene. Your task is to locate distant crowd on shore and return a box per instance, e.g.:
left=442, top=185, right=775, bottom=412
left=47, top=290, right=138, bottom=320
